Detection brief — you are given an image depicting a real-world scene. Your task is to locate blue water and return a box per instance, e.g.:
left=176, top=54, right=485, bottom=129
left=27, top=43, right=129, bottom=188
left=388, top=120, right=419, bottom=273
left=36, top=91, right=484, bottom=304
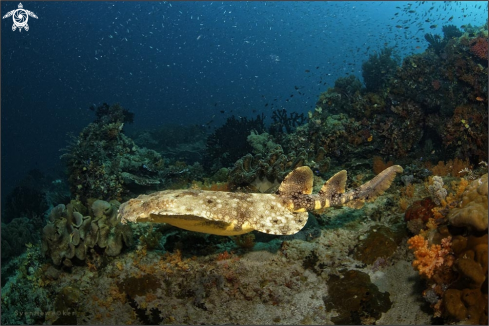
left=1, top=1, right=487, bottom=200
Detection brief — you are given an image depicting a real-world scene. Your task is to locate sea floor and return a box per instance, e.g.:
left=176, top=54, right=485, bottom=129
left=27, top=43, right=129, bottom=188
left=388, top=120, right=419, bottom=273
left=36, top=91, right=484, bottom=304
left=1, top=188, right=437, bottom=325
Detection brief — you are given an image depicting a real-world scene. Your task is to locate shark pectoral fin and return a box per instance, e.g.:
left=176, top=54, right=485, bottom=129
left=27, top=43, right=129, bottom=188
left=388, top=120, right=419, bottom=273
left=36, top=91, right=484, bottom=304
left=319, top=170, right=347, bottom=197
left=150, top=214, right=254, bottom=236
left=278, top=166, right=314, bottom=196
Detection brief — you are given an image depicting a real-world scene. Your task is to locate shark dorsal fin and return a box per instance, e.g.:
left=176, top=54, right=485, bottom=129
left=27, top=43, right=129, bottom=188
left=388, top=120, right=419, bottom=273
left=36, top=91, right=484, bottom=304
left=319, top=170, right=347, bottom=198
left=278, top=166, right=314, bottom=196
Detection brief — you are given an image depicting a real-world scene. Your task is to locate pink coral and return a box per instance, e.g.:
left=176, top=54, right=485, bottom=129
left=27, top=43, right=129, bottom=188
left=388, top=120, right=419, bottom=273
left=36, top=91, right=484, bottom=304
left=408, top=235, right=452, bottom=279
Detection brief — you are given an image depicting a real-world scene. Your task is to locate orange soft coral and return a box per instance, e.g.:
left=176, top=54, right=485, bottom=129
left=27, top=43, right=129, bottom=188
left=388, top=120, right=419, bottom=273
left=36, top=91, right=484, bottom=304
left=408, top=235, right=452, bottom=279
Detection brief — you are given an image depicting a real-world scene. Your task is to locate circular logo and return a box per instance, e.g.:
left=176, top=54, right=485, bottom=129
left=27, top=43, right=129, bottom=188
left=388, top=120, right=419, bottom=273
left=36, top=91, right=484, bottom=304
left=13, top=9, right=28, bottom=27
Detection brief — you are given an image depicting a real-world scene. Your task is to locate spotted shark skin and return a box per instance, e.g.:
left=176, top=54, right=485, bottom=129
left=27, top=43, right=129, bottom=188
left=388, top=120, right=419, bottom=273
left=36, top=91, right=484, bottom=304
left=119, top=165, right=403, bottom=236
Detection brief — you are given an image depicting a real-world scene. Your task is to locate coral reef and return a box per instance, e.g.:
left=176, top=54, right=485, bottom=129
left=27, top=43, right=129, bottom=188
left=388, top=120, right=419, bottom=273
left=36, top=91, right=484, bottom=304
left=2, top=20, right=488, bottom=326
left=407, top=173, right=488, bottom=323
left=1, top=245, right=51, bottom=325
left=61, top=103, right=171, bottom=203
left=424, top=33, right=447, bottom=56
left=228, top=145, right=307, bottom=191
left=1, top=169, right=70, bottom=264
left=1, top=217, right=39, bottom=263
left=361, top=46, right=400, bottom=92
left=131, top=124, right=208, bottom=164
left=448, top=173, right=488, bottom=231
left=204, top=114, right=266, bottom=172
left=442, top=24, right=463, bottom=40
left=269, top=108, right=307, bottom=135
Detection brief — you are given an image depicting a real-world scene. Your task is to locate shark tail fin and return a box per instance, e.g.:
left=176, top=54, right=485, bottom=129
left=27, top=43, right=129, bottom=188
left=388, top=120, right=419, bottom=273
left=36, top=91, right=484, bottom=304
left=344, top=165, right=403, bottom=209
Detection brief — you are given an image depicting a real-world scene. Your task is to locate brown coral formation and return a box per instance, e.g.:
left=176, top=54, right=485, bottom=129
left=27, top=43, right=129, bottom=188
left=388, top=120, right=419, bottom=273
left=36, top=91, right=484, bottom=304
left=448, top=173, right=488, bottom=231
left=325, top=270, right=392, bottom=324
left=41, top=199, right=133, bottom=267
left=353, top=225, right=405, bottom=264
left=443, top=234, right=488, bottom=324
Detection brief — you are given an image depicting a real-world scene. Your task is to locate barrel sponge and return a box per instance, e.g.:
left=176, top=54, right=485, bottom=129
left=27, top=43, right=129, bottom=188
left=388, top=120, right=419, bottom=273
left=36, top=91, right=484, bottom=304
left=448, top=174, right=488, bottom=231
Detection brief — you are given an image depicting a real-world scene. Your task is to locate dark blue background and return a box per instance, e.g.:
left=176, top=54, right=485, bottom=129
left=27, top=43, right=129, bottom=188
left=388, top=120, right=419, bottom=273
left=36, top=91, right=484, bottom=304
left=2, top=1, right=487, bottom=201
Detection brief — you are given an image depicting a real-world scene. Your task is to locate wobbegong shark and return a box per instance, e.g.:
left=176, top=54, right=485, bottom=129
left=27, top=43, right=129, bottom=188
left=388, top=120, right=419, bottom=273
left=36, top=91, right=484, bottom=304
left=119, top=165, right=403, bottom=236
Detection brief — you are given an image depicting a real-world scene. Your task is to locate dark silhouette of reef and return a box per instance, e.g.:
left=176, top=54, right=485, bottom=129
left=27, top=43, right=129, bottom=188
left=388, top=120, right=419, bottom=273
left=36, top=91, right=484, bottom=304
left=204, top=114, right=266, bottom=172
left=425, top=25, right=462, bottom=57
left=269, top=108, right=307, bottom=134
left=89, top=102, right=134, bottom=125
left=442, top=24, right=463, bottom=39
left=362, top=46, right=400, bottom=92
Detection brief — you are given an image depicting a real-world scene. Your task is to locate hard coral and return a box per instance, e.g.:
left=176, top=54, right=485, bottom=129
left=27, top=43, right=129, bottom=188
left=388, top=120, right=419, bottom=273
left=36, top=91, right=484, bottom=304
left=448, top=173, right=488, bottom=231
left=443, top=234, right=488, bottom=324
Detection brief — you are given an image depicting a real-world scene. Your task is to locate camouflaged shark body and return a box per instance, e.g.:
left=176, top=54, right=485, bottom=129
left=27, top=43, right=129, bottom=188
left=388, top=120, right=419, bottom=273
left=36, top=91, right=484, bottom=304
left=119, top=165, right=403, bottom=236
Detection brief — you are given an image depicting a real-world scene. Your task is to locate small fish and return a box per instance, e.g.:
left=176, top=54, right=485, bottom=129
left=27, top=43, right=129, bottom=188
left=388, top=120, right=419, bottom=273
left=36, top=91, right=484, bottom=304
left=448, top=16, right=453, bottom=21
left=430, top=24, right=437, bottom=29
left=476, top=96, right=484, bottom=101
